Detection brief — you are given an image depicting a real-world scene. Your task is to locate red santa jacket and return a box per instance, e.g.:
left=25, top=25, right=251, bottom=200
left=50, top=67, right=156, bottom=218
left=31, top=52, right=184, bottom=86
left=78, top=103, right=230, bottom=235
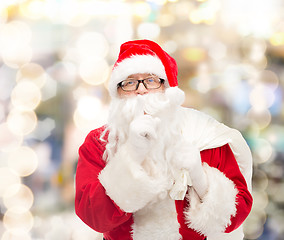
left=75, top=126, right=252, bottom=240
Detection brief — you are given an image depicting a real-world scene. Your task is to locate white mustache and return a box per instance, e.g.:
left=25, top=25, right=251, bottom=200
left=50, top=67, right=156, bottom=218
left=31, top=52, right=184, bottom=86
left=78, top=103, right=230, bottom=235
left=132, top=87, right=185, bottom=117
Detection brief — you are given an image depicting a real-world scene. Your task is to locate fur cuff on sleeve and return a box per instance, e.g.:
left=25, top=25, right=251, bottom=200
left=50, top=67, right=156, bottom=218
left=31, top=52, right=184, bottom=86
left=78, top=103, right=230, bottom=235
left=98, top=144, right=168, bottom=213
left=184, top=163, right=238, bottom=237
left=207, top=225, right=244, bottom=240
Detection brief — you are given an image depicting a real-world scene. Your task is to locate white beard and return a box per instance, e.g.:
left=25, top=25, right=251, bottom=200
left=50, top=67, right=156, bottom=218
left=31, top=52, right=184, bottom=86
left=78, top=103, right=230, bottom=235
left=103, top=87, right=185, bottom=166
left=102, top=87, right=186, bottom=239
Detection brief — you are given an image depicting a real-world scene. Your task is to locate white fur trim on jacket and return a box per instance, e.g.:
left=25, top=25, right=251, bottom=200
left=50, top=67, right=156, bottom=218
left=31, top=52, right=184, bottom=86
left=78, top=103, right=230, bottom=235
left=207, top=226, right=244, bottom=240
left=109, top=54, right=168, bottom=98
left=132, top=197, right=181, bottom=240
left=98, top=143, right=168, bottom=213
left=184, top=163, right=238, bottom=237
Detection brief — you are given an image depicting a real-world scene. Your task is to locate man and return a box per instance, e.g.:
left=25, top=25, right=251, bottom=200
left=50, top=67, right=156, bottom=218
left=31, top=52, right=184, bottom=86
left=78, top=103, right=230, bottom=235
left=75, top=39, right=253, bottom=240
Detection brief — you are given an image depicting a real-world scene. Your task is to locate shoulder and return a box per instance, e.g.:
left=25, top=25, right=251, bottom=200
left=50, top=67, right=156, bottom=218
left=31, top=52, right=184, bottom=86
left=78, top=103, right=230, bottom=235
left=80, top=125, right=109, bottom=154
left=87, top=125, right=107, bottom=138
left=85, top=125, right=108, bottom=143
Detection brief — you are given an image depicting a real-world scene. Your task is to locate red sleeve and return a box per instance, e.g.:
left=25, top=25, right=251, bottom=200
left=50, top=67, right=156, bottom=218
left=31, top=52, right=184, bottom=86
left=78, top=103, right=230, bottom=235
left=75, top=127, right=132, bottom=233
left=201, top=144, right=253, bottom=232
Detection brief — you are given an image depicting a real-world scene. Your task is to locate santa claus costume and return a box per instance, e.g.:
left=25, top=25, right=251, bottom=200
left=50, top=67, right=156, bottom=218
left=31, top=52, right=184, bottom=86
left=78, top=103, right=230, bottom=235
left=75, top=40, right=253, bottom=240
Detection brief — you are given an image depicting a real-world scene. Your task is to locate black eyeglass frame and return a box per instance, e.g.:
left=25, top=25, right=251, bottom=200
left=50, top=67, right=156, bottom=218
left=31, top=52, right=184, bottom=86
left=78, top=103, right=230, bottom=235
left=117, top=77, right=165, bottom=92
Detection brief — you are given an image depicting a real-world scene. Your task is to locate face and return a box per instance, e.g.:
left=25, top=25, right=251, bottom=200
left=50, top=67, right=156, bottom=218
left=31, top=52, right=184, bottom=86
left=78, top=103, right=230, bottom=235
left=117, top=73, right=166, bottom=98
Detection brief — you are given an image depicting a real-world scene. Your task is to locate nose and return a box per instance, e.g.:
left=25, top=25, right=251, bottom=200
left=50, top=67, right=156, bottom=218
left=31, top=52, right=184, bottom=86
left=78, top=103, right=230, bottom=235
left=135, top=82, right=148, bottom=95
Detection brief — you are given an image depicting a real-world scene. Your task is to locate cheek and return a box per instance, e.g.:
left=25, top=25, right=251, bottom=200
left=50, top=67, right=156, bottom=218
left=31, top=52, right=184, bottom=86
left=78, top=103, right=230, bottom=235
left=152, top=85, right=166, bottom=93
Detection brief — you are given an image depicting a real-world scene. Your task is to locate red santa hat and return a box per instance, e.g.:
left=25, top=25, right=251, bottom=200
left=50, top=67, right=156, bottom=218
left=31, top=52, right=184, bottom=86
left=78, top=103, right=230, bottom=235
left=109, top=39, right=178, bottom=98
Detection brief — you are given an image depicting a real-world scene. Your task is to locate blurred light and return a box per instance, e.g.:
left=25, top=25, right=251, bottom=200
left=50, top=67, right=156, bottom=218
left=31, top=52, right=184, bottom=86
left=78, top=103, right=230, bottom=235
left=253, top=190, right=269, bottom=210
left=163, top=40, right=178, bottom=54
left=0, top=6, right=8, bottom=23
left=0, top=21, right=32, bottom=68
left=0, top=65, right=17, bottom=101
left=266, top=211, right=284, bottom=239
left=76, top=96, right=103, bottom=121
left=11, top=82, right=41, bottom=111
left=249, top=84, right=275, bottom=111
left=222, top=77, right=251, bottom=114
left=19, top=0, right=45, bottom=20
left=46, top=61, right=77, bottom=86
left=7, top=146, right=38, bottom=177
left=269, top=32, right=284, bottom=46
left=157, top=13, right=175, bottom=27
left=73, top=96, right=108, bottom=132
left=72, top=85, right=89, bottom=101
left=76, top=32, right=109, bottom=59
left=60, top=2, right=90, bottom=27
left=220, top=0, right=278, bottom=37
left=7, top=109, right=37, bottom=136
left=244, top=190, right=268, bottom=239
left=252, top=138, right=274, bottom=164
left=188, top=1, right=218, bottom=25
left=132, top=2, right=151, bottom=18
left=32, top=142, right=52, bottom=174
left=147, top=0, right=167, bottom=5
left=79, top=1, right=129, bottom=17
left=263, top=124, right=284, bottom=152
left=169, top=1, right=193, bottom=19
left=252, top=169, right=268, bottom=191
left=137, top=22, right=161, bottom=39
left=0, top=0, right=26, bottom=8
left=258, top=70, right=279, bottom=90
left=244, top=213, right=265, bottom=239
left=265, top=162, right=283, bottom=179
left=270, top=182, right=284, bottom=204
left=3, top=207, right=34, bottom=233
left=0, top=123, right=23, bottom=152
left=2, top=45, right=33, bottom=69
left=16, top=63, right=47, bottom=88
left=0, top=103, right=5, bottom=122
left=79, top=57, right=110, bottom=86
left=31, top=117, right=55, bottom=141
left=195, top=63, right=211, bottom=93
left=0, top=167, right=21, bottom=197
left=188, top=9, right=203, bottom=24
left=41, top=75, right=57, bottom=101
left=249, top=40, right=267, bottom=63
left=208, top=42, right=227, bottom=61
left=0, top=21, right=32, bottom=47
left=182, top=47, right=206, bottom=62
left=3, top=183, right=34, bottom=210
left=1, top=231, right=31, bottom=240
left=189, top=9, right=215, bottom=25
left=247, top=108, right=271, bottom=130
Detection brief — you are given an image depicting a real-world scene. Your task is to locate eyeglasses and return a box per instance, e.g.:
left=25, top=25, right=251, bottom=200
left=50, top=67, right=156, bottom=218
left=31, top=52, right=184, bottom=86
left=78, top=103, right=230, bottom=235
left=118, top=76, right=165, bottom=92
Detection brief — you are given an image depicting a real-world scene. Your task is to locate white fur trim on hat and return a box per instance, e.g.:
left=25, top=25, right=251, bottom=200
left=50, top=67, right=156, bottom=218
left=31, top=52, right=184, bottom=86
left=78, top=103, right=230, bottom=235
left=109, top=54, right=168, bottom=98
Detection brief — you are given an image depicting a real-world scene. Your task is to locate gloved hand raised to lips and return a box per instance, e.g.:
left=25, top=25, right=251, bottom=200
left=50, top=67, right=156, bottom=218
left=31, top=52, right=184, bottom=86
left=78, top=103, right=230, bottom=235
left=127, top=114, right=159, bottom=163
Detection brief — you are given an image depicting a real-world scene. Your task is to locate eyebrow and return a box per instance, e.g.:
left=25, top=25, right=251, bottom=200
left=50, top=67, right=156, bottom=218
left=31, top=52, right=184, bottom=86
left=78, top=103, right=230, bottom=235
left=126, top=74, right=157, bottom=80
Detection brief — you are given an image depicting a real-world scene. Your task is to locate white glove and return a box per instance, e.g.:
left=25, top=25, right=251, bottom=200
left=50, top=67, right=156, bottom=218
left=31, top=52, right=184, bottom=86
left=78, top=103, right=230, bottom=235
left=172, top=141, right=208, bottom=199
left=128, top=115, right=159, bottom=163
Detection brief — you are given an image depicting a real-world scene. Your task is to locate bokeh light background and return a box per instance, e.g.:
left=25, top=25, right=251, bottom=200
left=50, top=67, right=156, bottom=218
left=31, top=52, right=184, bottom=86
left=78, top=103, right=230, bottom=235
left=0, top=0, right=283, bottom=239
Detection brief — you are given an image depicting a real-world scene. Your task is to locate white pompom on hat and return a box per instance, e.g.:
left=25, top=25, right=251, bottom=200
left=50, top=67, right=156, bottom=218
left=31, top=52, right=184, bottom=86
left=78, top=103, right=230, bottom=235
left=109, top=39, right=178, bottom=98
